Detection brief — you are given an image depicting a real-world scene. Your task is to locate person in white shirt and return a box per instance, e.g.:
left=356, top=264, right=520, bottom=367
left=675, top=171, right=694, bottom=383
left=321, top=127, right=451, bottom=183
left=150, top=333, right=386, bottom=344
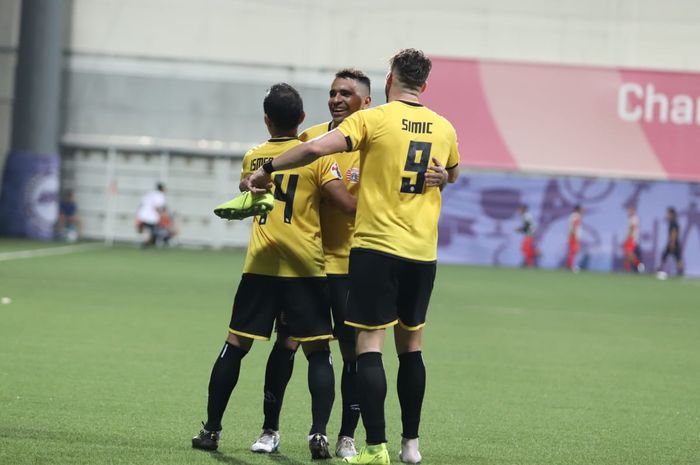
left=136, top=183, right=166, bottom=247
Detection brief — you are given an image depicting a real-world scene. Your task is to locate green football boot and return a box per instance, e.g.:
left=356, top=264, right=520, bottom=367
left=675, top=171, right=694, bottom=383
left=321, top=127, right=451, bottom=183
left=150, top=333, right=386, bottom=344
left=213, top=191, right=274, bottom=220
left=342, top=443, right=390, bottom=464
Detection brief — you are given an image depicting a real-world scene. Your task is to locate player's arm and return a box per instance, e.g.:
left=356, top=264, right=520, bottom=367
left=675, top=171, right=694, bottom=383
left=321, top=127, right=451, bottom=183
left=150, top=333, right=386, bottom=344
left=446, top=164, right=460, bottom=183
left=323, top=179, right=357, bottom=215
left=238, top=152, right=253, bottom=192
left=245, top=130, right=348, bottom=193
left=443, top=128, right=461, bottom=185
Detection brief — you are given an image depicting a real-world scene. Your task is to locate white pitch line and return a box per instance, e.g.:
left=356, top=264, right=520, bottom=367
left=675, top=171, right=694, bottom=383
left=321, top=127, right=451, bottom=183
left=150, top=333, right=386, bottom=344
left=0, top=243, right=105, bottom=262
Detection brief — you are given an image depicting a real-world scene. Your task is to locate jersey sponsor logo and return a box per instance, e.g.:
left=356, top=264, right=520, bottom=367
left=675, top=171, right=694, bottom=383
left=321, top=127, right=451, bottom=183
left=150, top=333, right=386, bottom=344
left=330, top=162, right=342, bottom=180
left=346, top=167, right=360, bottom=183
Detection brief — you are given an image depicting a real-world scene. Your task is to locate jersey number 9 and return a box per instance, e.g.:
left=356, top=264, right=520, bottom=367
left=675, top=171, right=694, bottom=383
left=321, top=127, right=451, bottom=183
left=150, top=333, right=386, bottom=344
left=401, top=141, right=432, bottom=194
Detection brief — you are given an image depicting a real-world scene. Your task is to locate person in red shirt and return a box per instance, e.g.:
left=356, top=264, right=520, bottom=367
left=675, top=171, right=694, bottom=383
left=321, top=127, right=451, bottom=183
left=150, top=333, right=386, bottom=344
left=566, top=205, right=582, bottom=271
left=516, top=205, right=537, bottom=267
left=623, top=206, right=642, bottom=272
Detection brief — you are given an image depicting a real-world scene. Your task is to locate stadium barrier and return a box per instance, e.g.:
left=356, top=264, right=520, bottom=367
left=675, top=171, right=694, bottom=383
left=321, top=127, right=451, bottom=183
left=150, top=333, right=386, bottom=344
left=60, top=133, right=254, bottom=247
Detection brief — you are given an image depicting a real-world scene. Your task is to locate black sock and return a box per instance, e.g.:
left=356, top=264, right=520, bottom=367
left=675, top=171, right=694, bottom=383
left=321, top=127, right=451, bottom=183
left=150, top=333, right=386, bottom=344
left=339, top=359, right=360, bottom=438
left=397, top=351, right=425, bottom=439
left=357, top=352, right=387, bottom=444
left=262, top=343, right=296, bottom=431
left=204, top=342, right=248, bottom=431
left=307, top=350, right=335, bottom=436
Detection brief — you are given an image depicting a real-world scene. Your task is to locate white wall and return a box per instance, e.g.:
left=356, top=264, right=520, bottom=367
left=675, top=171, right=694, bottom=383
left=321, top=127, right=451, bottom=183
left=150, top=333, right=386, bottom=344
left=63, top=0, right=700, bottom=146
left=69, top=0, right=700, bottom=73
left=54, top=0, right=700, bottom=245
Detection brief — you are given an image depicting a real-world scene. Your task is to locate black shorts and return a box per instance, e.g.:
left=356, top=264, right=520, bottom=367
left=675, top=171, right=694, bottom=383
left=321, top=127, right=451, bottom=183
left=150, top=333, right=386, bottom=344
left=328, top=274, right=354, bottom=343
left=138, top=222, right=156, bottom=235
left=662, top=242, right=683, bottom=261
left=229, top=274, right=332, bottom=342
left=346, top=248, right=436, bottom=331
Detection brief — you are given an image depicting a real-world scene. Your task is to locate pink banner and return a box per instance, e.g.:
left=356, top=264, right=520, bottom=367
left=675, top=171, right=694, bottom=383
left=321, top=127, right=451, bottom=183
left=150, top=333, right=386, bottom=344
left=423, top=57, right=700, bottom=182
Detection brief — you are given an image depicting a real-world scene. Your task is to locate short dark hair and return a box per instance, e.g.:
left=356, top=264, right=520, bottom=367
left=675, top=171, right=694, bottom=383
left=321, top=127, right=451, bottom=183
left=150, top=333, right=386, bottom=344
left=263, top=83, right=304, bottom=131
left=668, top=207, right=677, bottom=216
left=389, top=48, right=432, bottom=90
left=335, top=68, right=371, bottom=93
left=156, top=182, right=165, bottom=191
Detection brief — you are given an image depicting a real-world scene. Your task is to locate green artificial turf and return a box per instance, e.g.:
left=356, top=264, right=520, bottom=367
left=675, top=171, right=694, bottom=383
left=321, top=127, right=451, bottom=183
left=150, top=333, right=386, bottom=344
left=0, top=240, right=698, bottom=464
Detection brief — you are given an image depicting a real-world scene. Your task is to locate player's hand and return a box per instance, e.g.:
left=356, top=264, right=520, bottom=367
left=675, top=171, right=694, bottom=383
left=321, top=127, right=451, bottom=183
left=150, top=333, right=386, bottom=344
left=244, top=168, right=273, bottom=194
left=425, top=157, right=448, bottom=188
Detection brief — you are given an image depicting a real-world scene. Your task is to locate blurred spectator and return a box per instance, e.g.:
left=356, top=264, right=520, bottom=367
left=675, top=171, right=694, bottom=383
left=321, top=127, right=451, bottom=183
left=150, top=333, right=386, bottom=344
left=566, top=205, right=582, bottom=271
left=55, top=189, right=81, bottom=242
left=155, top=207, right=177, bottom=247
left=623, top=206, right=643, bottom=272
left=658, top=207, right=684, bottom=276
left=136, top=182, right=167, bottom=248
left=516, top=204, right=538, bottom=267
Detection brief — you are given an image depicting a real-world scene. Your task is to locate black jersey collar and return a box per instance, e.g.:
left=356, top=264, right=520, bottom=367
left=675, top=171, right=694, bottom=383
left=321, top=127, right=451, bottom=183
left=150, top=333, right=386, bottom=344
left=397, top=100, right=423, bottom=107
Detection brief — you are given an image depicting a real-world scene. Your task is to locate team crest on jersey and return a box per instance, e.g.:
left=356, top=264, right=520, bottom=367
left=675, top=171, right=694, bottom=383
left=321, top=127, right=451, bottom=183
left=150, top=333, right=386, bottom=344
left=346, top=167, right=360, bottom=183
left=330, top=162, right=342, bottom=180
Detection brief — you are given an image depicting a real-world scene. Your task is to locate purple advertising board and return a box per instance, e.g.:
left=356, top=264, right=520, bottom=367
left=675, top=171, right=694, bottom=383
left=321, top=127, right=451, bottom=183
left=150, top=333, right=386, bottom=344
left=0, top=151, right=59, bottom=239
left=438, top=172, right=700, bottom=277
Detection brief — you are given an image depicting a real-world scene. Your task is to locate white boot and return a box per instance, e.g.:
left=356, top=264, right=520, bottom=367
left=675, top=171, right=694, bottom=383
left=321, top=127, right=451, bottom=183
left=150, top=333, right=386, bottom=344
left=250, top=429, right=280, bottom=453
left=399, top=437, right=422, bottom=463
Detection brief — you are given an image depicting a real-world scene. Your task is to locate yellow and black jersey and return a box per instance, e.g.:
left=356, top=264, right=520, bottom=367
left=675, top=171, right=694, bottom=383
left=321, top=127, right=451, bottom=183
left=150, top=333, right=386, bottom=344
left=241, top=137, right=342, bottom=277
left=300, top=122, right=360, bottom=275
left=337, top=100, right=460, bottom=262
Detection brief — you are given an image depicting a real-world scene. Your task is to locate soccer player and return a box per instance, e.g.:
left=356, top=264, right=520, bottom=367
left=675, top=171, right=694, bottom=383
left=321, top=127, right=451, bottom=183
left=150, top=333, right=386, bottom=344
left=245, top=49, right=460, bottom=465
left=516, top=204, right=537, bottom=267
left=191, top=83, right=357, bottom=459
left=622, top=206, right=642, bottom=272
left=250, top=69, right=373, bottom=459
left=658, top=207, right=684, bottom=276
left=566, top=205, right=582, bottom=271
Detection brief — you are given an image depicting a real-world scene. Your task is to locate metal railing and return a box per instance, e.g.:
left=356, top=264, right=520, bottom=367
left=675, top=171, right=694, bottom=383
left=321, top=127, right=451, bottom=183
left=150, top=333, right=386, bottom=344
left=60, top=133, right=255, bottom=248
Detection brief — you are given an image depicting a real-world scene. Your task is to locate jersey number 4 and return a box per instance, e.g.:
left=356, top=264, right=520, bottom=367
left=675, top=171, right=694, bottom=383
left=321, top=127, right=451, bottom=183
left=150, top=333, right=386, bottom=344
left=259, top=174, right=298, bottom=225
left=401, top=141, right=432, bottom=194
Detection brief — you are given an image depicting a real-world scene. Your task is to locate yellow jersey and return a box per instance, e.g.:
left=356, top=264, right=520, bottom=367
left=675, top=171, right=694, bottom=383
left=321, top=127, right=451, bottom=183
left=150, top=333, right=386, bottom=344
left=337, top=100, right=460, bottom=262
left=241, top=137, right=343, bottom=277
left=300, top=122, right=360, bottom=275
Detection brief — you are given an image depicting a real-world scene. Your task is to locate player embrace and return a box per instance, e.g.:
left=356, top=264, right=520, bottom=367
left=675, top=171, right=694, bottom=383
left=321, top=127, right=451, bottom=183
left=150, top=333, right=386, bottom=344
left=251, top=69, right=373, bottom=459
left=245, top=49, right=460, bottom=465
left=191, top=83, right=356, bottom=459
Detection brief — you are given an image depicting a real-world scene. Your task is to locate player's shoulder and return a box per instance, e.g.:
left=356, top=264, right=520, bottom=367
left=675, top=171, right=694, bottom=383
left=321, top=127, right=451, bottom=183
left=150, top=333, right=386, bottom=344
left=370, top=102, right=394, bottom=113
left=345, top=104, right=389, bottom=126
left=300, top=121, right=332, bottom=141
left=246, top=138, right=301, bottom=158
left=243, top=140, right=272, bottom=158
left=420, top=104, right=457, bottom=132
